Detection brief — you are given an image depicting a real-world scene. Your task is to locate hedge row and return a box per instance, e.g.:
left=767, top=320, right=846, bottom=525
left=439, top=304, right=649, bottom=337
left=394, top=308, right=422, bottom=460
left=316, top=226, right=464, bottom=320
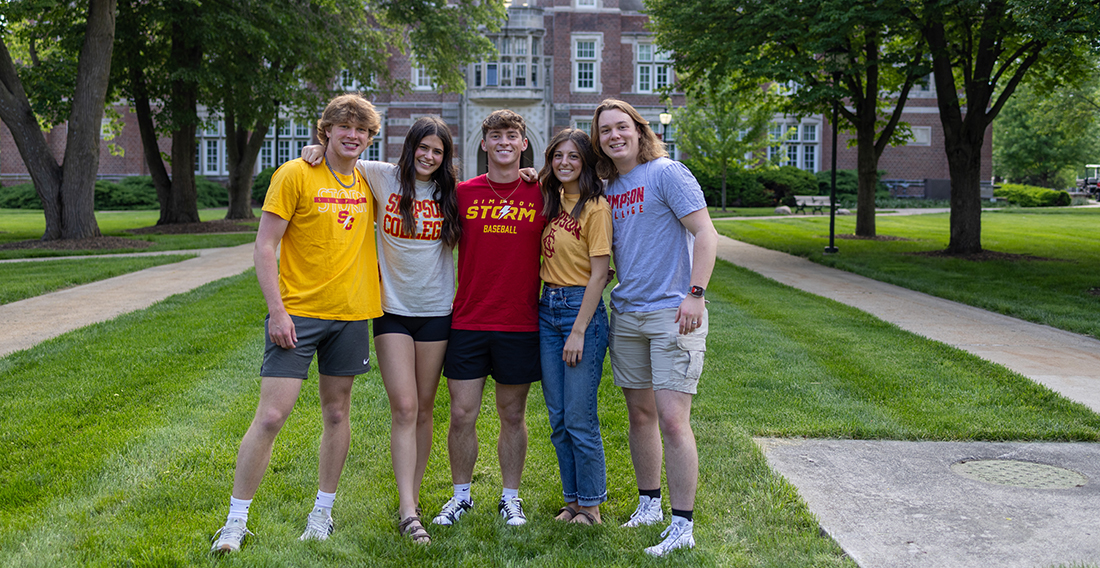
left=0, top=176, right=230, bottom=210
left=994, top=183, right=1071, bottom=207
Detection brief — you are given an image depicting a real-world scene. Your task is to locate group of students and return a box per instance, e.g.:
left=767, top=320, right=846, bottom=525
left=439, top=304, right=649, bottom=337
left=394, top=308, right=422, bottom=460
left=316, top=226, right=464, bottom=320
left=210, top=92, right=717, bottom=558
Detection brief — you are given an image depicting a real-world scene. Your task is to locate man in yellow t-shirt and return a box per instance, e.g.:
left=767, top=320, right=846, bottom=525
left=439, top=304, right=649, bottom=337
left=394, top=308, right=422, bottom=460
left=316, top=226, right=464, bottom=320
left=211, top=93, right=382, bottom=554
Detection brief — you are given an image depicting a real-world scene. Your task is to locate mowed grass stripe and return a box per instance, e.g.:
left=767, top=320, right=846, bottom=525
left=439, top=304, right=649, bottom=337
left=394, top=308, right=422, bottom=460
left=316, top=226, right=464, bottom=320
left=0, top=255, right=196, bottom=305
left=2, top=259, right=1098, bottom=566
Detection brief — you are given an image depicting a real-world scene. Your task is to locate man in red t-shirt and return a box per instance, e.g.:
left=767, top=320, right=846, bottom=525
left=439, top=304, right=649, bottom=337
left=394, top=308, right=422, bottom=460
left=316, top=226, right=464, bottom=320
left=433, top=110, right=545, bottom=528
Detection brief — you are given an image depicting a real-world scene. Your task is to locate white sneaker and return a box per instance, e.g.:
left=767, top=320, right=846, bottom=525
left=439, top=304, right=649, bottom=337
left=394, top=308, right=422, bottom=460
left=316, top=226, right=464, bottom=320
left=432, top=496, right=473, bottom=526
left=211, top=517, right=252, bottom=553
left=299, top=507, right=334, bottom=541
left=622, top=496, right=663, bottom=527
left=645, top=518, right=695, bottom=557
left=498, top=496, right=528, bottom=526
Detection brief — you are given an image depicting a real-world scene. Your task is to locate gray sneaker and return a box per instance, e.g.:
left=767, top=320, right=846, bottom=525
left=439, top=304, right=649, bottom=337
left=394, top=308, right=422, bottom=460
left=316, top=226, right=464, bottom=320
left=645, top=518, right=695, bottom=556
left=432, top=496, right=473, bottom=526
left=622, top=496, right=663, bottom=527
left=211, top=517, right=252, bottom=553
left=299, top=507, right=334, bottom=541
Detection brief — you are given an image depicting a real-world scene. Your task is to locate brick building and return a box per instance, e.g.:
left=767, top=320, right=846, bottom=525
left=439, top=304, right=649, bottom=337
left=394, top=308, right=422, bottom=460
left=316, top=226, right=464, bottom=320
left=0, top=0, right=991, bottom=194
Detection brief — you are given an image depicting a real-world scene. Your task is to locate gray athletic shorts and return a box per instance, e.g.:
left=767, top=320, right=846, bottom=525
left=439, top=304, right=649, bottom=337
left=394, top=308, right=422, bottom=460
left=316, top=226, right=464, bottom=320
left=260, top=315, right=371, bottom=379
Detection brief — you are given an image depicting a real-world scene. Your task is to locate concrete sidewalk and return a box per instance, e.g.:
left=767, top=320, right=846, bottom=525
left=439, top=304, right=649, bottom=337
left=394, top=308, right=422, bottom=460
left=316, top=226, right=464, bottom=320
left=0, top=243, right=255, bottom=357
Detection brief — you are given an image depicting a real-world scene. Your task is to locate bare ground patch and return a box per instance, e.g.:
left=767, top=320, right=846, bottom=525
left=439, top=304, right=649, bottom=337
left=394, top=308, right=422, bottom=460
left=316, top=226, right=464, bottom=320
left=835, top=234, right=914, bottom=242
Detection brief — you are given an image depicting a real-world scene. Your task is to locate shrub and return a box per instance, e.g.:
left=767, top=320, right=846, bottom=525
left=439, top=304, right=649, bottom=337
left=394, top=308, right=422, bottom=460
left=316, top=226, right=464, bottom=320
left=815, top=169, right=890, bottom=196
left=253, top=167, right=277, bottom=205
left=995, top=183, right=1072, bottom=207
left=0, top=183, right=42, bottom=209
left=195, top=176, right=229, bottom=208
left=757, top=166, right=818, bottom=203
left=95, top=178, right=158, bottom=210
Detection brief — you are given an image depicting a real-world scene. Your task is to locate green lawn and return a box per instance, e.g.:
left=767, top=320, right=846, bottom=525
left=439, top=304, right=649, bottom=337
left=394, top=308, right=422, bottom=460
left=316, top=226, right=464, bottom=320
left=0, top=255, right=195, bottom=305
left=2, top=259, right=1097, bottom=567
left=713, top=207, right=1100, bottom=340
left=0, top=208, right=258, bottom=260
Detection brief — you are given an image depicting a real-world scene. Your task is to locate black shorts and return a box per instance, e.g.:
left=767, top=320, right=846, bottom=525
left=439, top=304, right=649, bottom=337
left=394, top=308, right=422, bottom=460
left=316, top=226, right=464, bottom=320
left=372, top=313, right=451, bottom=342
left=444, top=329, right=542, bottom=385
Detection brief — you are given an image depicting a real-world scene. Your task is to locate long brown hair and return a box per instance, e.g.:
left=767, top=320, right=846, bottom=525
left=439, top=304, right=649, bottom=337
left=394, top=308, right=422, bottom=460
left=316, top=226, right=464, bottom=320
left=397, top=116, right=461, bottom=247
left=538, top=128, right=604, bottom=221
left=591, top=98, right=667, bottom=183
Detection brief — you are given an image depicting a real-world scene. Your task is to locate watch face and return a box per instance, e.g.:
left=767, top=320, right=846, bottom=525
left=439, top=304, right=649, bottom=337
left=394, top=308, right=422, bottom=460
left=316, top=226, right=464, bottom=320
left=690, top=286, right=705, bottom=297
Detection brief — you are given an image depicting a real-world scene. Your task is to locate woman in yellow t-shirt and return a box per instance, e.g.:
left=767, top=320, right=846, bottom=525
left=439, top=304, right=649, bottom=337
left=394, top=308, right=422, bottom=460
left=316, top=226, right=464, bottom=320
left=537, top=128, right=613, bottom=525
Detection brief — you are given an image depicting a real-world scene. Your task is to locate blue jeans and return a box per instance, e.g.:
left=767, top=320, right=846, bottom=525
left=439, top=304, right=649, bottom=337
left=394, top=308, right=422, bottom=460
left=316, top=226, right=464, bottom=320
left=539, top=286, right=609, bottom=506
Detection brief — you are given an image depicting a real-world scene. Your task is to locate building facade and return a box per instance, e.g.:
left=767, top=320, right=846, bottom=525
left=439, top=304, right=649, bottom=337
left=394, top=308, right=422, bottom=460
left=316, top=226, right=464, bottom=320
left=0, top=0, right=991, bottom=193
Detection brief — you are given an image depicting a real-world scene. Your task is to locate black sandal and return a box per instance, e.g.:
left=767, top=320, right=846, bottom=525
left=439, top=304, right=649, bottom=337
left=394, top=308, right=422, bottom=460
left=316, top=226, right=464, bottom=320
left=398, top=515, right=431, bottom=544
left=556, top=506, right=578, bottom=521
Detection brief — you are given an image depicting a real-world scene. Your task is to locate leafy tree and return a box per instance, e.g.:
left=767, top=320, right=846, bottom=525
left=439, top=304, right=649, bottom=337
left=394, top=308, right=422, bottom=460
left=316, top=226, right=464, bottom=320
left=113, top=0, right=502, bottom=224
left=993, top=77, right=1100, bottom=189
left=0, top=0, right=116, bottom=240
left=647, top=0, right=928, bottom=237
left=670, top=81, right=776, bottom=210
left=906, top=0, right=1100, bottom=253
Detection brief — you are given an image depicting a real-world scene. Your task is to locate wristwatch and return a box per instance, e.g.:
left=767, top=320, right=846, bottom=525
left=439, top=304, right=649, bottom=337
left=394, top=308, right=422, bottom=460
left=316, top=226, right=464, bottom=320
left=689, top=286, right=705, bottom=298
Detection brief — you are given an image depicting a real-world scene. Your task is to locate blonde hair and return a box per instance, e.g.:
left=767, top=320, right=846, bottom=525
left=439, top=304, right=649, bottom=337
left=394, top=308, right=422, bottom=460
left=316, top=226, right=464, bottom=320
left=316, top=93, right=381, bottom=145
left=591, top=98, right=667, bottom=182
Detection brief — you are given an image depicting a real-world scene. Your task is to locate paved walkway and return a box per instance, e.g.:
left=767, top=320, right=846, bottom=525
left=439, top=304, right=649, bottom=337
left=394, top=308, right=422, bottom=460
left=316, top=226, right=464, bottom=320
left=3, top=230, right=1100, bottom=567
left=0, top=243, right=255, bottom=357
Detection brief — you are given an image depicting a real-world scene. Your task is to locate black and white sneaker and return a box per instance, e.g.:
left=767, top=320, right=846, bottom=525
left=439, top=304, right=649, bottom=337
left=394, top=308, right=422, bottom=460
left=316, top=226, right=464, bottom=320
left=432, top=496, right=473, bottom=526
left=498, top=496, right=527, bottom=526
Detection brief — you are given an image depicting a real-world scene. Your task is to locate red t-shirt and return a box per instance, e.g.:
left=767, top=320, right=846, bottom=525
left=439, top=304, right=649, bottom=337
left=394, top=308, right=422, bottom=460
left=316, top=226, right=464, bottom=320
left=451, top=174, right=545, bottom=331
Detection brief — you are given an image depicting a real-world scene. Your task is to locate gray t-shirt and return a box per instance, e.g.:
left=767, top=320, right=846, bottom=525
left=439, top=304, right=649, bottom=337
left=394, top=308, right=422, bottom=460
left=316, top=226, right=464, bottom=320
left=606, top=158, right=706, bottom=313
left=357, top=161, right=454, bottom=317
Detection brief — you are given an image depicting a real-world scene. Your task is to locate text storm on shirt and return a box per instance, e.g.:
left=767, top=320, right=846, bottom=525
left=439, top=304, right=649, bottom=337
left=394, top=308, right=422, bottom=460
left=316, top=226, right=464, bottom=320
left=382, top=193, right=444, bottom=240
left=466, top=197, right=537, bottom=235
left=608, top=186, right=644, bottom=220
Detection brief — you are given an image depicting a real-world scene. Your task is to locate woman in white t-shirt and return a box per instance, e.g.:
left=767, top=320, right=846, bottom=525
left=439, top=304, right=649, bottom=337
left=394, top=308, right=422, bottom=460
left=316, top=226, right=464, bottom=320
left=303, top=116, right=460, bottom=543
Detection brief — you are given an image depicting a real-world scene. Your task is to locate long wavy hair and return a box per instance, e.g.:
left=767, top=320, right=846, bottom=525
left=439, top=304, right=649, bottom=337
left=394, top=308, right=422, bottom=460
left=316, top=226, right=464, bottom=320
left=538, top=128, right=604, bottom=221
left=396, top=116, right=461, bottom=247
left=591, top=98, right=667, bottom=183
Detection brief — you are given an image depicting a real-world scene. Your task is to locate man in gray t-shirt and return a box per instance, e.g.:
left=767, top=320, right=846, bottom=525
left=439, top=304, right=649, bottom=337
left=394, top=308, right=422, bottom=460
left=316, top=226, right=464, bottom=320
left=594, top=99, right=718, bottom=557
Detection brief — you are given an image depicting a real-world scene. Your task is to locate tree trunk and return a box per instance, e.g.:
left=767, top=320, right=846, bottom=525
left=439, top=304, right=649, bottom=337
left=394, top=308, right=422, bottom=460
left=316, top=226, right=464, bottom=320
left=854, top=119, right=878, bottom=237
left=129, top=63, right=172, bottom=208
left=158, top=8, right=202, bottom=225
left=944, top=134, right=984, bottom=254
left=58, top=0, right=116, bottom=240
left=224, top=109, right=268, bottom=220
left=0, top=40, right=64, bottom=238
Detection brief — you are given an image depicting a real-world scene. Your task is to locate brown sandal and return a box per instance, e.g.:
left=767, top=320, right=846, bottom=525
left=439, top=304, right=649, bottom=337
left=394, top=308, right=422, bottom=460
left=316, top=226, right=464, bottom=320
left=398, top=515, right=431, bottom=544
left=570, top=509, right=600, bottom=525
left=556, top=506, right=578, bottom=521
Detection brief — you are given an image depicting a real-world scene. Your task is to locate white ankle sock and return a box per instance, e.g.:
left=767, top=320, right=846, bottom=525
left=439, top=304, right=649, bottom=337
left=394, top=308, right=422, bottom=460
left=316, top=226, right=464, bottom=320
left=454, top=483, right=472, bottom=503
left=314, top=490, right=336, bottom=511
left=501, top=487, right=519, bottom=501
left=228, top=496, right=251, bottom=522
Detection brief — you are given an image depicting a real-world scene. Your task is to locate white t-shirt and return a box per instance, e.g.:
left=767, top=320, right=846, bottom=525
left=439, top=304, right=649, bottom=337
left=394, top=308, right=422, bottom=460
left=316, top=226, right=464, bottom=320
left=357, top=161, right=455, bottom=317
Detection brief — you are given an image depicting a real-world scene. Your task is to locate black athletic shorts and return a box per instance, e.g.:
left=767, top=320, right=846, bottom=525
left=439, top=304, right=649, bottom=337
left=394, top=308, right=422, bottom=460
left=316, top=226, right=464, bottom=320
left=443, top=329, right=541, bottom=385
left=372, top=312, right=451, bottom=342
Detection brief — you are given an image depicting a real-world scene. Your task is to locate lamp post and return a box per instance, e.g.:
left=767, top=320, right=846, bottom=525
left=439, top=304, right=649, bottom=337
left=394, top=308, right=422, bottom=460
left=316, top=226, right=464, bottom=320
left=825, top=60, right=841, bottom=255
left=659, top=108, right=672, bottom=141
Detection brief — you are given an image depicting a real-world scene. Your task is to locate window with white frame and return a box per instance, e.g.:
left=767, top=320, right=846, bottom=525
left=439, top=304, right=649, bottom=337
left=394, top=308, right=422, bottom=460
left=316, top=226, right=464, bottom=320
left=205, top=140, right=219, bottom=173
left=573, top=36, right=599, bottom=92
left=295, top=121, right=310, bottom=138
left=636, top=44, right=672, bottom=93
left=260, top=141, right=273, bottom=170
left=575, top=0, right=597, bottom=7
left=470, top=34, right=541, bottom=90
left=412, top=64, right=433, bottom=90
left=340, top=69, right=357, bottom=91
left=363, top=135, right=382, bottom=161
left=574, top=118, right=592, bottom=134
left=765, top=120, right=819, bottom=171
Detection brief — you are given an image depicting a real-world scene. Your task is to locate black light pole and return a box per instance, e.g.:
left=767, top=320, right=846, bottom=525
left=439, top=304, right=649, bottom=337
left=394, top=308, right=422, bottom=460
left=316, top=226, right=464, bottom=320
left=825, top=70, right=840, bottom=255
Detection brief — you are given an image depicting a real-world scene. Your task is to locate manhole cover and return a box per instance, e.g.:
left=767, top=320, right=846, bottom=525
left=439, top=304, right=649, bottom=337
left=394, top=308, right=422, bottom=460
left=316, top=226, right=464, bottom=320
left=951, top=459, right=1087, bottom=489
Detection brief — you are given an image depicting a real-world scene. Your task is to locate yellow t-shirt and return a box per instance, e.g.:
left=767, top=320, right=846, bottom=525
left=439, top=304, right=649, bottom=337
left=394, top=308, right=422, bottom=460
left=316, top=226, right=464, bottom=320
left=262, top=159, right=382, bottom=320
left=539, top=193, right=612, bottom=287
